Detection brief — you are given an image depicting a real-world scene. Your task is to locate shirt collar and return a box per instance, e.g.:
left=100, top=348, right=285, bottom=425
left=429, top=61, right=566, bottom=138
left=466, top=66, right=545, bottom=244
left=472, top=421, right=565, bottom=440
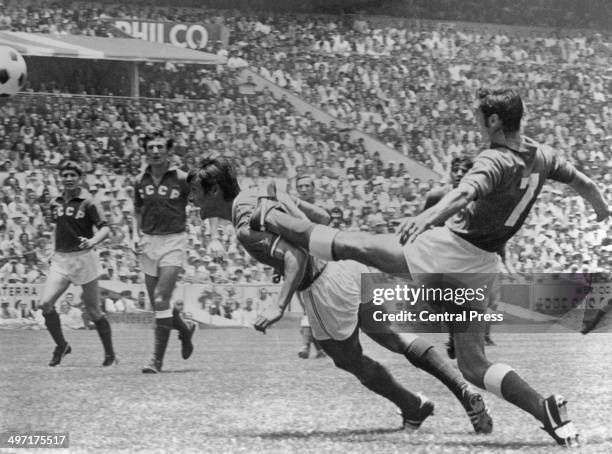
left=57, top=188, right=86, bottom=203
left=144, top=165, right=177, bottom=177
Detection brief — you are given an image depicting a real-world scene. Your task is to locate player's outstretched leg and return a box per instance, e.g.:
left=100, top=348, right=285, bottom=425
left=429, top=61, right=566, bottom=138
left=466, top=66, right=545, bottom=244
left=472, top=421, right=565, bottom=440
left=251, top=205, right=408, bottom=275
left=40, top=272, right=72, bottom=367
left=454, top=322, right=579, bottom=446
left=81, top=280, right=117, bottom=366
left=319, top=328, right=434, bottom=431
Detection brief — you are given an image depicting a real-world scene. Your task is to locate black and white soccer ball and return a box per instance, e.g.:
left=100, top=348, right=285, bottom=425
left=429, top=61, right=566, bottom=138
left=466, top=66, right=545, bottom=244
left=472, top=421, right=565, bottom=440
left=0, top=46, right=26, bottom=97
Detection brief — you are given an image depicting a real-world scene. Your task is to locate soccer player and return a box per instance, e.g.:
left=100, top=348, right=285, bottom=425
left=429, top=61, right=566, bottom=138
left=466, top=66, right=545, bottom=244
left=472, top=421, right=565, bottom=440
left=250, top=88, right=611, bottom=446
left=134, top=131, right=196, bottom=374
left=187, top=158, right=493, bottom=434
left=295, top=175, right=326, bottom=359
left=423, top=155, right=496, bottom=357
left=40, top=160, right=116, bottom=367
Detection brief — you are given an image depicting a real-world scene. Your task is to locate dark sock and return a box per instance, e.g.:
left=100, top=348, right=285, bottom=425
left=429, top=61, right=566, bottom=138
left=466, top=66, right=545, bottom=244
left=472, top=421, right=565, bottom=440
left=153, top=317, right=172, bottom=363
left=405, top=338, right=465, bottom=399
left=94, top=317, right=114, bottom=356
left=500, top=371, right=544, bottom=421
left=360, top=358, right=421, bottom=413
left=172, top=308, right=191, bottom=336
left=43, top=309, right=67, bottom=347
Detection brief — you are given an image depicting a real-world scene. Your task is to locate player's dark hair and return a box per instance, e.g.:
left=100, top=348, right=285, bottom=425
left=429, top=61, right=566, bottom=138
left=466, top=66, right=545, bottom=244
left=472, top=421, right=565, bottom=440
left=476, top=88, right=523, bottom=133
left=450, top=155, right=474, bottom=170
left=58, top=160, right=83, bottom=176
left=188, top=157, right=241, bottom=201
left=141, top=129, right=174, bottom=150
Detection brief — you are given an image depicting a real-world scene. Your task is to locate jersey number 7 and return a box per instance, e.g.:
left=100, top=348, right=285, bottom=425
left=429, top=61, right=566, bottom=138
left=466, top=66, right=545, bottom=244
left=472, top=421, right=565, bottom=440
left=504, top=173, right=540, bottom=227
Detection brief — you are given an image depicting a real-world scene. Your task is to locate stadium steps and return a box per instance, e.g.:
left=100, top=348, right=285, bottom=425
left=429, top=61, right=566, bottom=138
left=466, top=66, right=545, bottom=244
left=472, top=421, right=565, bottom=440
left=237, top=67, right=439, bottom=180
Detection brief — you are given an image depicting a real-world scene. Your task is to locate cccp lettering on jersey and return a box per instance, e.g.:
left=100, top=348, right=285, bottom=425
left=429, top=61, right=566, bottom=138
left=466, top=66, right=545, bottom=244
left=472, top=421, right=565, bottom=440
left=141, top=185, right=181, bottom=199
left=56, top=206, right=85, bottom=219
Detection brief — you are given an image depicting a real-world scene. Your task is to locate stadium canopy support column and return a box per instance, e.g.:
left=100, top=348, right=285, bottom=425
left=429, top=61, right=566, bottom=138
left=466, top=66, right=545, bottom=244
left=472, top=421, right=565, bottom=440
left=128, top=62, right=139, bottom=97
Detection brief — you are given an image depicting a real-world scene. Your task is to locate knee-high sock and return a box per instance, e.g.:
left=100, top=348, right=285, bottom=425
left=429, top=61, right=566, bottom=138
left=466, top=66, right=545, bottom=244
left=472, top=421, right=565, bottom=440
left=44, top=309, right=67, bottom=347
left=266, top=209, right=342, bottom=262
left=484, top=364, right=544, bottom=421
left=153, top=318, right=172, bottom=363
left=405, top=338, right=465, bottom=399
left=94, top=317, right=114, bottom=356
left=172, top=308, right=191, bottom=336
left=357, top=356, right=422, bottom=414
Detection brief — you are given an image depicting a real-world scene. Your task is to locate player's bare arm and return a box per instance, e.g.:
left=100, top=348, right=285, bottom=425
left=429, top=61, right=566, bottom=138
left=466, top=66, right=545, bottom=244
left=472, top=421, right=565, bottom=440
left=78, top=225, right=110, bottom=250
left=269, top=182, right=330, bottom=225
left=281, top=192, right=330, bottom=225
left=399, top=184, right=477, bottom=245
left=565, top=170, right=611, bottom=222
left=294, top=198, right=331, bottom=225
left=133, top=208, right=143, bottom=236
left=254, top=242, right=308, bottom=333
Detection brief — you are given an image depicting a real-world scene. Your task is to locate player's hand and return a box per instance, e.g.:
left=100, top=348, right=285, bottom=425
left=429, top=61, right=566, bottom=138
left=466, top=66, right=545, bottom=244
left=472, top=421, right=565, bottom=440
left=78, top=236, right=94, bottom=250
left=253, top=306, right=284, bottom=334
left=398, top=215, right=431, bottom=245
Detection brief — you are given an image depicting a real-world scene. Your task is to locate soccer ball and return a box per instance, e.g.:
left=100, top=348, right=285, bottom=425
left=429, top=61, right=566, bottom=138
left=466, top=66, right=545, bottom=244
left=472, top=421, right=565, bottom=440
left=0, top=46, right=26, bottom=97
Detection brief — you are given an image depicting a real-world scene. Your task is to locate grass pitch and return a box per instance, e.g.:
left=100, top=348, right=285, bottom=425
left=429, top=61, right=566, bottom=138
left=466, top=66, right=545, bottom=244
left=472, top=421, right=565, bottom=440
left=1, top=324, right=611, bottom=453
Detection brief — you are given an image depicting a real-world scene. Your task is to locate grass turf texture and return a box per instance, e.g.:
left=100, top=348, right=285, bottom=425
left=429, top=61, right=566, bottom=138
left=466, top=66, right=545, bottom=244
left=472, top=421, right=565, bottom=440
left=1, top=326, right=611, bottom=453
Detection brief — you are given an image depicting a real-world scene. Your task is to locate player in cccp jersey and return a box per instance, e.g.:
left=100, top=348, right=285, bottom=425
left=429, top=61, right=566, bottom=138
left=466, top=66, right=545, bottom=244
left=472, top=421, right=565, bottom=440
left=134, top=131, right=196, bottom=374
left=41, top=161, right=115, bottom=367
left=250, top=88, right=611, bottom=446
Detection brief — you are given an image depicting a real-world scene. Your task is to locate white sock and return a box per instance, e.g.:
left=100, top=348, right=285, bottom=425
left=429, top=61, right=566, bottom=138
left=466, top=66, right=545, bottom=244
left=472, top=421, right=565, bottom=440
left=308, top=225, right=338, bottom=261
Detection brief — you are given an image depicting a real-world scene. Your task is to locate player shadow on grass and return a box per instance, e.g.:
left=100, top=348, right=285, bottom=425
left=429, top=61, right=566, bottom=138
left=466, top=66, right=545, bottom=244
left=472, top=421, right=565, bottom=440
left=250, top=429, right=565, bottom=448
left=248, top=427, right=405, bottom=440
left=154, top=368, right=204, bottom=374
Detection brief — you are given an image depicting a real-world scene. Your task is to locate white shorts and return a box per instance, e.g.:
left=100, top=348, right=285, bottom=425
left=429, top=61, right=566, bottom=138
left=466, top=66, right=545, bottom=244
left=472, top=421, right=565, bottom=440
left=403, top=226, right=502, bottom=307
left=298, top=260, right=371, bottom=341
left=49, top=249, right=101, bottom=286
left=140, top=232, right=188, bottom=277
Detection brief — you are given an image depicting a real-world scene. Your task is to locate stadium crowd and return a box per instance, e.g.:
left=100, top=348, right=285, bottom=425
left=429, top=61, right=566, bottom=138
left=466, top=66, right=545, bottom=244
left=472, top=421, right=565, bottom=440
left=0, top=0, right=611, bottom=289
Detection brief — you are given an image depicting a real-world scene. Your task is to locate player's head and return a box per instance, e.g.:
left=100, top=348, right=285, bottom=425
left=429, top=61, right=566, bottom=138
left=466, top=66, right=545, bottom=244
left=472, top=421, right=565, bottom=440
left=474, top=88, right=523, bottom=140
left=450, top=155, right=474, bottom=188
left=58, top=160, right=83, bottom=190
left=187, top=157, right=241, bottom=219
left=295, top=175, right=315, bottom=203
left=142, top=130, right=173, bottom=167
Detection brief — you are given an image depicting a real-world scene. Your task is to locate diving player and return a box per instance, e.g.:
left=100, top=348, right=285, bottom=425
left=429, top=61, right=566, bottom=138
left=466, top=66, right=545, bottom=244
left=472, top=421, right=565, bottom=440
left=187, top=158, right=493, bottom=434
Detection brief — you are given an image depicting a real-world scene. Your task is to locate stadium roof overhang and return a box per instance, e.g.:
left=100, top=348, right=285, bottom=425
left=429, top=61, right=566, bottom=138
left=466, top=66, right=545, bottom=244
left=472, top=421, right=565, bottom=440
left=0, top=31, right=226, bottom=65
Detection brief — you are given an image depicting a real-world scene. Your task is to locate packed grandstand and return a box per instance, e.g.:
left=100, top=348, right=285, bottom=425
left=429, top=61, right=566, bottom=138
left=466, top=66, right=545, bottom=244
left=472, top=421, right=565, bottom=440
left=0, top=0, right=610, bottom=299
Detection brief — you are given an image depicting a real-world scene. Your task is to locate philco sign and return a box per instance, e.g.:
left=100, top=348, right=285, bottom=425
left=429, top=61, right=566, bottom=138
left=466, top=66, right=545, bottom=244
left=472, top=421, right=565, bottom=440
left=113, top=20, right=217, bottom=49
